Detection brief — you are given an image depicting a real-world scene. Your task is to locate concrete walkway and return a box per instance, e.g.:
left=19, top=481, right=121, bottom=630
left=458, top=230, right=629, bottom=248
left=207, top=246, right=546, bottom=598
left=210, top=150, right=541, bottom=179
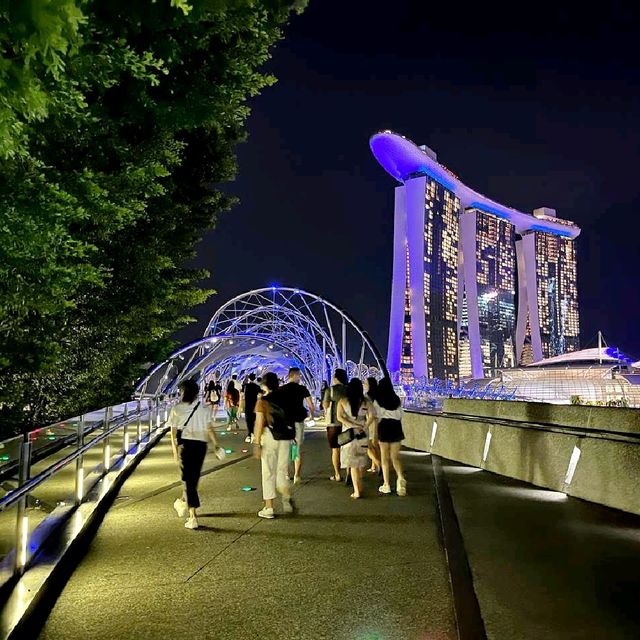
left=39, top=429, right=457, bottom=640
left=444, top=460, right=640, bottom=640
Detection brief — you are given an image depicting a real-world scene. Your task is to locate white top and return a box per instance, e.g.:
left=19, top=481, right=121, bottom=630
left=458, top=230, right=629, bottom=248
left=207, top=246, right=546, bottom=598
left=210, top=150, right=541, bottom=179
left=167, top=401, right=213, bottom=442
left=373, top=400, right=403, bottom=421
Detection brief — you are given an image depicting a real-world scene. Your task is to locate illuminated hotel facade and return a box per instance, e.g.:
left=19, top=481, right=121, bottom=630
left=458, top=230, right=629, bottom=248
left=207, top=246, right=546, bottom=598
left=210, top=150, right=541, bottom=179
left=371, top=131, right=581, bottom=382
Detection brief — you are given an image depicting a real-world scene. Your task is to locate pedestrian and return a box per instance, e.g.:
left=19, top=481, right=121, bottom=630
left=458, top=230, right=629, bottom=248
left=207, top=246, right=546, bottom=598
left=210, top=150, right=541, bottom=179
left=364, top=377, right=381, bottom=474
left=169, top=378, right=220, bottom=530
left=224, top=380, right=240, bottom=431
left=205, top=376, right=223, bottom=421
left=243, top=373, right=261, bottom=443
left=253, top=372, right=296, bottom=518
left=319, top=381, right=329, bottom=419
left=373, top=377, right=407, bottom=496
left=278, top=367, right=315, bottom=484
left=323, top=369, right=348, bottom=481
left=336, top=378, right=375, bottom=499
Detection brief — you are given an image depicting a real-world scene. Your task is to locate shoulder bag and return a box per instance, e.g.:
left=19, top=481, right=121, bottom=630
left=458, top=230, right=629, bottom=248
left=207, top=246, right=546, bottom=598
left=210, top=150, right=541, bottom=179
left=176, top=401, right=200, bottom=446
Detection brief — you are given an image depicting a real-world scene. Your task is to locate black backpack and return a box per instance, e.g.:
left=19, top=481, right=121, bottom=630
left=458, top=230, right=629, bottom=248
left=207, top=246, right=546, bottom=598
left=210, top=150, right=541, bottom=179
left=268, top=399, right=296, bottom=441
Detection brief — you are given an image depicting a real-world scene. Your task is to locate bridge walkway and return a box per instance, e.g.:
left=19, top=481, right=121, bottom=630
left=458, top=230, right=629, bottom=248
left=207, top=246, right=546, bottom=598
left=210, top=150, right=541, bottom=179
left=38, top=428, right=456, bottom=640
left=34, top=424, right=640, bottom=640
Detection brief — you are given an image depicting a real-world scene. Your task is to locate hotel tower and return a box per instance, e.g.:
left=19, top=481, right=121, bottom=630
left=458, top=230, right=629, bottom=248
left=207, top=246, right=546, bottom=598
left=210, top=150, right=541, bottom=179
left=370, top=131, right=581, bottom=382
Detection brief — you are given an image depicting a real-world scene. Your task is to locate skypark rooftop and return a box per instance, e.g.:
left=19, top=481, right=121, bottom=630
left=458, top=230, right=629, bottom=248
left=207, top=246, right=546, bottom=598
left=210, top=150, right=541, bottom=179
left=369, top=130, right=580, bottom=239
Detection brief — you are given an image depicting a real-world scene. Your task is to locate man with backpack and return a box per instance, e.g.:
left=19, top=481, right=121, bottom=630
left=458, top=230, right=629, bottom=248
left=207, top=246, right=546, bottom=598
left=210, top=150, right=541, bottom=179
left=253, top=372, right=296, bottom=519
left=278, top=367, right=315, bottom=484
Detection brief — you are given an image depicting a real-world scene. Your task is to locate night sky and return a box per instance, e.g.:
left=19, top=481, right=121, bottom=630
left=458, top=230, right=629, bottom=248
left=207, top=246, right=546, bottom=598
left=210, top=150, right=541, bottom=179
left=178, top=0, right=640, bottom=360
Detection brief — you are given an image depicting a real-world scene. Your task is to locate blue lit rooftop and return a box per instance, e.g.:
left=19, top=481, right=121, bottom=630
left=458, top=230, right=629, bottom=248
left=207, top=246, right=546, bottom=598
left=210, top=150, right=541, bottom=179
left=369, top=130, right=580, bottom=239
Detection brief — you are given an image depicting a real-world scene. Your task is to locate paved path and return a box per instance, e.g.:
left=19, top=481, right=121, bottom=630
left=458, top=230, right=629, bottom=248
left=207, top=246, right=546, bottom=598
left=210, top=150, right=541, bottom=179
left=443, top=460, right=640, bottom=640
left=39, top=430, right=457, bottom=640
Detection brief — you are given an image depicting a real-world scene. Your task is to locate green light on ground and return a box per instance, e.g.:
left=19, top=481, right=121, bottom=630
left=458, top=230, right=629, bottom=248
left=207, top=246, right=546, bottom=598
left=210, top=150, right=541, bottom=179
left=0, top=455, right=9, bottom=461
left=241, top=486, right=255, bottom=492
left=48, top=435, right=56, bottom=440
left=225, top=448, right=232, bottom=454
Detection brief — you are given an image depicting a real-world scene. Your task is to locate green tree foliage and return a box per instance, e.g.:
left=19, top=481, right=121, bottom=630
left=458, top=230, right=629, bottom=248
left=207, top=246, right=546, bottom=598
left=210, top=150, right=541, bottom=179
left=0, top=0, right=305, bottom=434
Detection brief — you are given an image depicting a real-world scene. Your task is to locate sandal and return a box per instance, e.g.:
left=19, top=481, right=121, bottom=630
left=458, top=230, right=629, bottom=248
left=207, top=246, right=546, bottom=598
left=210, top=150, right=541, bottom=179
left=329, top=475, right=341, bottom=482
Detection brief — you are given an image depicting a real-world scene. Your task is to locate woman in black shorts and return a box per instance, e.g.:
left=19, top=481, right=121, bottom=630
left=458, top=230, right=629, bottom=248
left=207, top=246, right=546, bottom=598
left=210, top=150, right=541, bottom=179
left=372, top=376, right=407, bottom=496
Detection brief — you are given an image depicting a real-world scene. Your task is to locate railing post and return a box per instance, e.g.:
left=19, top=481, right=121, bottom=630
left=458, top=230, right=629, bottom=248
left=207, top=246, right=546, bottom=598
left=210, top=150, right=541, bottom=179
left=14, top=439, right=32, bottom=575
left=123, top=402, right=129, bottom=454
left=75, top=414, right=85, bottom=505
left=136, top=399, right=142, bottom=444
left=103, top=406, right=111, bottom=472
left=147, top=399, right=153, bottom=438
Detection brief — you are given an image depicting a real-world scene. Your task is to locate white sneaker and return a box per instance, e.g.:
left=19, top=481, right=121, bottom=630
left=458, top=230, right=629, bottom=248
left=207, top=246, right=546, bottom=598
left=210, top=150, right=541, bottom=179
left=184, top=516, right=198, bottom=529
left=244, top=436, right=251, bottom=443
left=378, top=484, right=391, bottom=494
left=173, top=498, right=187, bottom=517
left=282, top=496, right=294, bottom=514
left=258, top=507, right=275, bottom=519
left=397, top=478, right=407, bottom=497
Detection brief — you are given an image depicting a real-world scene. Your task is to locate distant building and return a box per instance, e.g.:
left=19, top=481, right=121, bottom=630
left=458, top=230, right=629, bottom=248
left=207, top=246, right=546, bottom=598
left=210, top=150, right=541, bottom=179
left=370, top=131, right=581, bottom=382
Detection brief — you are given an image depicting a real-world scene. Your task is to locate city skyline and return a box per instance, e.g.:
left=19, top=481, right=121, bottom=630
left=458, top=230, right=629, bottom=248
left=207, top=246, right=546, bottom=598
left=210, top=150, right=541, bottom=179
left=372, top=131, right=581, bottom=381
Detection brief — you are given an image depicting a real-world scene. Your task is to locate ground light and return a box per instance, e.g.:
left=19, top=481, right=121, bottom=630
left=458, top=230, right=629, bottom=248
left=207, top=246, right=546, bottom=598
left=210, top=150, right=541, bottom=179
left=241, top=486, right=255, bottom=492
left=564, top=444, right=582, bottom=488
left=225, top=448, right=232, bottom=454
left=482, top=429, right=492, bottom=464
left=430, top=421, right=438, bottom=449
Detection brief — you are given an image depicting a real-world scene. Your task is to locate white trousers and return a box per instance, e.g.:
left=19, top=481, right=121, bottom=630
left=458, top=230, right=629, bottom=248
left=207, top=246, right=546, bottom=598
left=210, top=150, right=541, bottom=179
left=260, top=428, right=291, bottom=500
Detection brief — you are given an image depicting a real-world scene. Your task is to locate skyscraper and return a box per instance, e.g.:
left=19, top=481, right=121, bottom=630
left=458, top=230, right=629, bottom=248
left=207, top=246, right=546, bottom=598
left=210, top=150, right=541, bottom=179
left=370, top=131, right=581, bottom=382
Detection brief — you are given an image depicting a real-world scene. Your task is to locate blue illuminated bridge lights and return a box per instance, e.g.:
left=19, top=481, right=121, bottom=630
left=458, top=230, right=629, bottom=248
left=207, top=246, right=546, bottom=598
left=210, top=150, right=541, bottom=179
left=135, top=287, right=387, bottom=399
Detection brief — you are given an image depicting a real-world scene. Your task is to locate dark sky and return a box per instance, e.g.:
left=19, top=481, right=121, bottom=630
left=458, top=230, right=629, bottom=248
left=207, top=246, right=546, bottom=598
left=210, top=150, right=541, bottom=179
left=179, top=0, right=640, bottom=359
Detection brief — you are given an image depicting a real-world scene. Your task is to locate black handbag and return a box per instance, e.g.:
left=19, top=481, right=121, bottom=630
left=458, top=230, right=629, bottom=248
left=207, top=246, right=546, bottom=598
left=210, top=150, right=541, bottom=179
left=337, top=427, right=366, bottom=447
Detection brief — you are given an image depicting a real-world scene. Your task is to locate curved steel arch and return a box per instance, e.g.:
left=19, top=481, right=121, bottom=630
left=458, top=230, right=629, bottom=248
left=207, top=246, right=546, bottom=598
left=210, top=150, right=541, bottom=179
left=135, top=286, right=387, bottom=398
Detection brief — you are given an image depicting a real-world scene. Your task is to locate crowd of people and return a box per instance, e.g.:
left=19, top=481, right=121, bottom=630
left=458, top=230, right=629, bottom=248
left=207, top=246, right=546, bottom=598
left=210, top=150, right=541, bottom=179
left=166, top=367, right=407, bottom=530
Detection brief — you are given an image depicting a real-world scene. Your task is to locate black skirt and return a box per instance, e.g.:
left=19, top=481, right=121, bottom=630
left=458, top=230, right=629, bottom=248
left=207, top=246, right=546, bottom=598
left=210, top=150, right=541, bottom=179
left=378, top=418, right=404, bottom=443
left=326, top=424, right=343, bottom=449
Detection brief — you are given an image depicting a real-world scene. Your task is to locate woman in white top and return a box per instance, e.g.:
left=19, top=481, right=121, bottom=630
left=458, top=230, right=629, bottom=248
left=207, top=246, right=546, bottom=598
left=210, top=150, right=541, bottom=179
left=168, top=379, right=219, bottom=529
left=373, top=376, right=407, bottom=496
left=337, top=378, right=376, bottom=499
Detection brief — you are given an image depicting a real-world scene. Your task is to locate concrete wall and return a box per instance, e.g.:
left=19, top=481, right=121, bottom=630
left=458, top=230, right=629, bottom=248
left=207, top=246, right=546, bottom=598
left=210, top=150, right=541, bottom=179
left=403, top=400, right=640, bottom=515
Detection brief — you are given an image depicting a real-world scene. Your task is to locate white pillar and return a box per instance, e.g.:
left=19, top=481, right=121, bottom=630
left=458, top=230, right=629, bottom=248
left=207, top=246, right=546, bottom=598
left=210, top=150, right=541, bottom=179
left=387, top=185, right=408, bottom=373
left=460, top=210, right=484, bottom=379
left=516, top=233, right=543, bottom=362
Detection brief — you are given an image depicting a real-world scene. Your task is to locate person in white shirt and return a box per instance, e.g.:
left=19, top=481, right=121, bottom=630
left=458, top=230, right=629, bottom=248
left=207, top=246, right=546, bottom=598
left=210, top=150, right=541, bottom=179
left=168, top=378, right=220, bottom=529
left=372, top=376, right=407, bottom=496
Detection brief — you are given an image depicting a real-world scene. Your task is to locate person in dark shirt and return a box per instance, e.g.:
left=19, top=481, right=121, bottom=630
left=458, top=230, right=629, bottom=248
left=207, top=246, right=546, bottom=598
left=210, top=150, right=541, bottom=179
left=323, top=368, right=348, bottom=481
left=278, top=367, right=314, bottom=483
left=243, top=373, right=261, bottom=443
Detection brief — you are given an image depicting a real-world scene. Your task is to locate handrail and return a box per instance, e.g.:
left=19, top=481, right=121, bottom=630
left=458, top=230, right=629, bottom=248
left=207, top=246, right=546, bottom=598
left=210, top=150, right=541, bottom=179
left=0, top=411, right=133, bottom=513
left=407, top=408, right=640, bottom=445
left=0, top=396, right=171, bottom=584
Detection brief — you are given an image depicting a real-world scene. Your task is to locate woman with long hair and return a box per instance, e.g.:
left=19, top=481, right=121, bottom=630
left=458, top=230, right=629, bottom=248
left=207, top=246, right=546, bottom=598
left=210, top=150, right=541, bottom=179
left=364, top=377, right=381, bottom=474
left=373, top=377, right=407, bottom=496
left=168, top=378, right=220, bottom=530
left=224, top=380, right=240, bottom=431
left=253, top=372, right=294, bottom=518
left=336, top=378, right=375, bottom=499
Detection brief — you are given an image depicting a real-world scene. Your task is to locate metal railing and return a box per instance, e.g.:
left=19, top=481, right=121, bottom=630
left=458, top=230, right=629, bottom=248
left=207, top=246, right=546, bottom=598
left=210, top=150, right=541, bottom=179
left=0, top=397, right=170, bottom=586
